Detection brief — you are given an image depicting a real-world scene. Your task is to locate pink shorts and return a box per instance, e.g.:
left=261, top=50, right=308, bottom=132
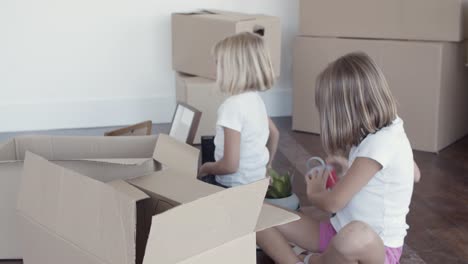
left=319, top=221, right=403, bottom=264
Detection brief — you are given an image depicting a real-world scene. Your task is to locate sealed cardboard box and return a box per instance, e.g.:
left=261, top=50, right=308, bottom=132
left=300, top=0, right=465, bottom=42
left=293, top=37, right=468, bottom=152
left=0, top=135, right=158, bottom=259
left=176, top=73, right=228, bottom=144
left=172, top=10, right=281, bottom=79
left=3, top=134, right=299, bottom=262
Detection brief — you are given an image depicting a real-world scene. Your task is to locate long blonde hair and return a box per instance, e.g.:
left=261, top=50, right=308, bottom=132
left=315, top=52, right=397, bottom=155
left=213, top=32, right=275, bottom=95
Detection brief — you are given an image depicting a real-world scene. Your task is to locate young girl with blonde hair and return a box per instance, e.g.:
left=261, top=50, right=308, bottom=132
left=199, top=32, right=279, bottom=188
left=257, top=52, right=421, bottom=264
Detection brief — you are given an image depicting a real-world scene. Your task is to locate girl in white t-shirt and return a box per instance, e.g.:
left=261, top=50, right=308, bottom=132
left=198, top=32, right=279, bottom=188
left=257, top=52, right=421, bottom=264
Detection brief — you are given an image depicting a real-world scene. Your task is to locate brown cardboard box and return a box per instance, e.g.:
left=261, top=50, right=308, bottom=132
left=176, top=73, right=228, bottom=144
left=0, top=135, right=158, bottom=259
left=300, top=0, right=465, bottom=42
left=172, top=10, right=281, bottom=80
left=293, top=37, right=468, bottom=153
left=2, top=134, right=299, bottom=262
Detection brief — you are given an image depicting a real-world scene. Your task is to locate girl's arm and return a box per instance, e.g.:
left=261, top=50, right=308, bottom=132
left=414, top=161, right=421, bottom=183
left=199, top=127, right=241, bottom=176
left=266, top=118, right=279, bottom=168
left=306, top=157, right=381, bottom=213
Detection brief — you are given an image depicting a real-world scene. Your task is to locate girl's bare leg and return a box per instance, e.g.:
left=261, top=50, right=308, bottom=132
left=257, top=218, right=385, bottom=264
left=312, top=221, right=385, bottom=264
left=257, top=212, right=321, bottom=264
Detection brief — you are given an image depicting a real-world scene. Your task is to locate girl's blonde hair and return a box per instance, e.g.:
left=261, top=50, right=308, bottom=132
left=214, top=32, right=275, bottom=95
left=315, top=52, right=397, bottom=155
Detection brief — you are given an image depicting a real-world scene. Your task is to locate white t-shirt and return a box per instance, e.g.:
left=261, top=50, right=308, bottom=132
left=330, top=117, right=414, bottom=248
left=214, top=91, right=270, bottom=187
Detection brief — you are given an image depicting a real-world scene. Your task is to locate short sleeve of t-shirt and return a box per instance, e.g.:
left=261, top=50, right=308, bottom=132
left=354, top=130, right=397, bottom=169
left=217, top=98, right=243, bottom=132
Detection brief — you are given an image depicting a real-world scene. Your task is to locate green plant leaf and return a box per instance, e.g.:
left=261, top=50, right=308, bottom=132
left=267, top=169, right=293, bottom=198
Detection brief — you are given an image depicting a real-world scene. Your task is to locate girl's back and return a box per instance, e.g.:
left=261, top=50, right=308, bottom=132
left=214, top=91, right=269, bottom=187
left=333, top=117, right=414, bottom=248
left=198, top=32, right=279, bottom=189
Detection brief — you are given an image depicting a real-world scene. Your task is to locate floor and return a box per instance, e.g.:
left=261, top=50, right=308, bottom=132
left=1, top=117, right=467, bottom=264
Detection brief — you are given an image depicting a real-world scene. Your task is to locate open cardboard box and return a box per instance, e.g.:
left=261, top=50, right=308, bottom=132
left=13, top=134, right=299, bottom=263
left=172, top=10, right=281, bottom=80
left=0, top=135, right=158, bottom=259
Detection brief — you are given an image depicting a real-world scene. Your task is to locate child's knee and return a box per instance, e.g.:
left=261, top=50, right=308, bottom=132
left=332, top=221, right=379, bottom=256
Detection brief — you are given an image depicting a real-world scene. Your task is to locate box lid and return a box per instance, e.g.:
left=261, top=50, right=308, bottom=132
left=17, top=152, right=149, bottom=264
left=142, top=178, right=269, bottom=264
left=128, top=170, right=222, bottom=204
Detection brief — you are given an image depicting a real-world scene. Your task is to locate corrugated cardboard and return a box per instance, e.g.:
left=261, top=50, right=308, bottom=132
left=293, top=37, right=468, bottom=153
left=0, top=135, right=157, bottom=259
left=300, top=0, right=465, bottom=42
left=172, top=10, right=281, bottom=79
left=17, top=153, right=149, bottom=264
left=176, top=73, right=228, bottom=144
left=14, top=134, right=300, bottom=263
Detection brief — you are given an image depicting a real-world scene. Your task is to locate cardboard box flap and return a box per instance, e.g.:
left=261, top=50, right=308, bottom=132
left=176, top=9, right=258, bottom=22
left=80, top=158, right=153, bottom=166
left=255, top=203, right=300, bottom=232
left=128, top=169, right=223, bottom=204
left=142, top=178, right=269, bottom=264
left=18, top=215, right=109, bottom=264
left=107, top=180, right=150, bottom=202
left=0, top=139, right=16, bottom=161
left=153, top=134, right=199, bottom=178
left=14, top=135, right=157, bottom=161
left=17, top=152, right=141, bottom=264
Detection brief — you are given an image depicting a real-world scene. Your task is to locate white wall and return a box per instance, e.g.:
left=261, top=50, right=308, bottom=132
left=0, top=0, right=299, bottom=132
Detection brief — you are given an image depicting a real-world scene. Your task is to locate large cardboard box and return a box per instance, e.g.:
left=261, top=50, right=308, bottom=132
left=176, top=73, right=228, bottom=144
left=293, top=37, right=468, bottom=153
left=0, top=135, right=158, bottom=259
left=300, top=0, right=466, bottom=42
left=3, top=134, right=299, bottom=262
left=172, top=10, right=281, bottom=80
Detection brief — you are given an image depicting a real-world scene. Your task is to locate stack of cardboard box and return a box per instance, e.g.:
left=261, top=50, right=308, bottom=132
left=172, top=10, right=282, bottom=144
left=293, top=0, right=468, bottom=152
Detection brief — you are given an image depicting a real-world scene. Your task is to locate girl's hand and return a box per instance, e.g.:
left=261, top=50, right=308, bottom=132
left=326, top=156, right=349, bottom=178
left=198, top=162, right=213, bottom=178
left=305, top=167, right=329, bottom=197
